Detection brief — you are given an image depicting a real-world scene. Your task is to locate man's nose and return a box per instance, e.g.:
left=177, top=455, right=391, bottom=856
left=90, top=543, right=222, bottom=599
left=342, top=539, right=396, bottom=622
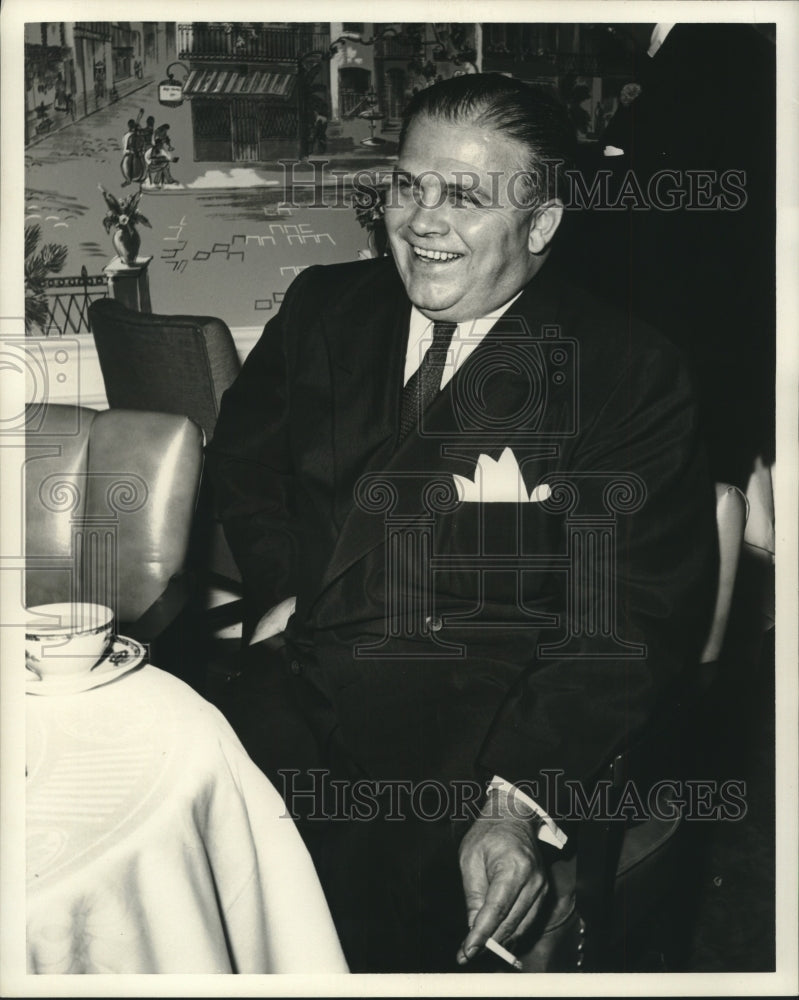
left=408, top=195, right=450, bottom=236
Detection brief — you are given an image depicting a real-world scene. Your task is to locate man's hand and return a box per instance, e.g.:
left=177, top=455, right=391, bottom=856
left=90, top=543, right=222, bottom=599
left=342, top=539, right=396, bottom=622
left=248, top=596, right=297, bottom=646
left=456, top=785, right=548, bottom=966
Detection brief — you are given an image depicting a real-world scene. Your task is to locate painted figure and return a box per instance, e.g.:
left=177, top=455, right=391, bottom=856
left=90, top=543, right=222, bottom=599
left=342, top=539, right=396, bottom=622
left=138, top=115, right=155, bottom=152
left=120, top=109, right=145, bottom=186
left=54, top=74, right=68, bottom=111
left=310, top=110, right=329, bottom=155
left=144, top=124, right=179, bottom=188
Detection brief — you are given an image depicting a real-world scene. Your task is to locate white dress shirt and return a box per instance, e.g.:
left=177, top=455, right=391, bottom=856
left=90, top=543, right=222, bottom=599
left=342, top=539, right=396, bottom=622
left=403, top=298, right=568, bottom=850
left=403, top=294, right=522, bottom=387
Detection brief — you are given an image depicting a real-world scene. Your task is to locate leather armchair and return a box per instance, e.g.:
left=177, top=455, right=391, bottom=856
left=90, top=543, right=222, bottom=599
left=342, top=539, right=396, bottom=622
left=25, top=404, right=204, bottom=666
left=88, top=298, right=244, bottom=630
left=88, top=298, right=241, bottom=440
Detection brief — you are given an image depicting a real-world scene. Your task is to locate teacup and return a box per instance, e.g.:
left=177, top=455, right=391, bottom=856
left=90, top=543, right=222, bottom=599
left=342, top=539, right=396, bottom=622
left=25, top=603, right=115, bottom=681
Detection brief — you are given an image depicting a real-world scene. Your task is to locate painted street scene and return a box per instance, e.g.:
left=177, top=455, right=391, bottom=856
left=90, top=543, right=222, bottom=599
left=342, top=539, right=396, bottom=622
left=24, top=22, right=399, bottom=330
left=24, top=20, right=626, bottom=334
left=26, top=97, right=376, bottom=331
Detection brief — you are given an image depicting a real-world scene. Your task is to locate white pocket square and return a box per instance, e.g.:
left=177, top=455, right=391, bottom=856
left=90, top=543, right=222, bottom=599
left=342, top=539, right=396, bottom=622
left=453, top=447, right=552, bottom=504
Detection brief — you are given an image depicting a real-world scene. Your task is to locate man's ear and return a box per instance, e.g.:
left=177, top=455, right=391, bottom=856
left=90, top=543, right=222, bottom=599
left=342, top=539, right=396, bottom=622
left=528, top=200, right=564, bottom=255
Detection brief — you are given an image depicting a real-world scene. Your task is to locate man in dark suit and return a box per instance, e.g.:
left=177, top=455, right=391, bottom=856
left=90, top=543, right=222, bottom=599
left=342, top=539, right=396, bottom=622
left=207, top=74, right=717, bottom=973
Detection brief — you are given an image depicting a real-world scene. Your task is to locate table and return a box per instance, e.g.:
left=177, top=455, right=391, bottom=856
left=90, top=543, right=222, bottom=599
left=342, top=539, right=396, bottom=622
left=26, top=662, right=349, bottom=974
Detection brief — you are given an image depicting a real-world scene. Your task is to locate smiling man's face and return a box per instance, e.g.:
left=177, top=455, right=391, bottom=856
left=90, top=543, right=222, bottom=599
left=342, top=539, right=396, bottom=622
left=385, top=115, right=561, bottom=322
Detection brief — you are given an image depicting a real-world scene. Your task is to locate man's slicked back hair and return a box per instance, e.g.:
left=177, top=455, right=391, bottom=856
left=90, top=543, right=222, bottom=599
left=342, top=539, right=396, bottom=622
left=399, top=73, right=576, bottom=204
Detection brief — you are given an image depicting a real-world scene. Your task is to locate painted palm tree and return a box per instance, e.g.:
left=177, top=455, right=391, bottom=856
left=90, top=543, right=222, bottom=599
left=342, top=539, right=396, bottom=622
left=24, top=223, right=68, bottom=334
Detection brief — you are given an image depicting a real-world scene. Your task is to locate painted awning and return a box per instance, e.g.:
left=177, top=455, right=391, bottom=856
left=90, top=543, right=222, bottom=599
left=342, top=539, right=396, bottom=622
left=183, top=68, right=296, bottom=100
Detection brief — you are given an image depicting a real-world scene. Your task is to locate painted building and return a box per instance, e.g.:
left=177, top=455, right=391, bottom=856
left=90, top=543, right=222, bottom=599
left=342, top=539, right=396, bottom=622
left=179, top=22, right=330, bottom=162
left=327, top=23, right=480, bottom=150
left=24, top=21, right=176, bottom=144
left=177, top=22, right=481, bottom=162
left=480, top=22, right=632, bottom=141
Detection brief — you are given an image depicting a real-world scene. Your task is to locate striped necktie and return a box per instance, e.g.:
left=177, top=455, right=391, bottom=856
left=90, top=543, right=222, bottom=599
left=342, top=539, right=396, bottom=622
left=398, top=321, right=457, bottom=444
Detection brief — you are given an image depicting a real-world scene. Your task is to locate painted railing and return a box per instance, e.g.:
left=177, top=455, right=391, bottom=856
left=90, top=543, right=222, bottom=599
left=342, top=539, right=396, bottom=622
left=178, top=23, right=329, bottom=62
left=37, top=267, right=108, bottom=336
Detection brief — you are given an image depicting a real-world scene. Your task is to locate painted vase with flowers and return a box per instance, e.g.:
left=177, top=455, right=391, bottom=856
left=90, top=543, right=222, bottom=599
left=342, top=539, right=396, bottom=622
left=100, top=185, right=151, bottom=265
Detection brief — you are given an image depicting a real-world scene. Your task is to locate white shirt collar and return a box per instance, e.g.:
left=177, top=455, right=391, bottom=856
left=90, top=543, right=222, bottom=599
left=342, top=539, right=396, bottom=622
left=404, top=291, right=524, bottom=388
left=648, top=23, right=676, bottom=58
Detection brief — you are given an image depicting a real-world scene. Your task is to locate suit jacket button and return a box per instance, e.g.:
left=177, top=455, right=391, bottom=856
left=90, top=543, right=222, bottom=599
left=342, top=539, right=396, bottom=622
left=429, top=616, right=443, bottom=632
left=290, top=659, right=302, bottom=675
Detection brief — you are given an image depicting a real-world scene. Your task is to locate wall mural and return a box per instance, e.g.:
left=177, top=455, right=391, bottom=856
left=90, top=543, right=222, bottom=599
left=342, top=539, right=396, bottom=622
left=23, top=21, right=497, bottom=334
left=24, top=20, right=643, bottom=336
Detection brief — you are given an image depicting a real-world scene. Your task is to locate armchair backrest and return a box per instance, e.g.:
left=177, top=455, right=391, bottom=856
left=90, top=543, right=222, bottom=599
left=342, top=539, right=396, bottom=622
left=570, top=481, right=749, bottom=970
left=88, top=298, right=241, bottom=440
left=25, top=405, right=203, bottom=626
left=701, top=483, right=748, bottom=663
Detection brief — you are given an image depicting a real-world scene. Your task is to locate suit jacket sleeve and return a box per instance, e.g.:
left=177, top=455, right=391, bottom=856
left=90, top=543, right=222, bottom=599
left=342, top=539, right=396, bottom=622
left=205, top=268, right=317, bottom=631
left=476, top=336, right=719, bottom=815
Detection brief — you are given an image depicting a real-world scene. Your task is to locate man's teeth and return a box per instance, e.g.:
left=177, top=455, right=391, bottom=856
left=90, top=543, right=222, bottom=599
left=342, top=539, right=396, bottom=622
left=412, top=246, right=462, bottom=261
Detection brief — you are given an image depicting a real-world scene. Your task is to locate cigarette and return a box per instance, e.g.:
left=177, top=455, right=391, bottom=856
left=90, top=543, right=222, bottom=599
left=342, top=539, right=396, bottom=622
left=485, top=936, right=523, bottom=970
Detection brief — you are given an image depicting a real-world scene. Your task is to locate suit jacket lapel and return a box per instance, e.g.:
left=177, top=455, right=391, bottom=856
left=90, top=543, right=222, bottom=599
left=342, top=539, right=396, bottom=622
left=317, top=268, right=566, bottom=596
left=323, top=265, right=411, bottom=529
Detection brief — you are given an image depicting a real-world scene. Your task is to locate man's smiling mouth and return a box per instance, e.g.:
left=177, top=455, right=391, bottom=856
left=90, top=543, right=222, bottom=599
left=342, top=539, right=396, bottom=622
left=412, top=246, right=464, bottom=262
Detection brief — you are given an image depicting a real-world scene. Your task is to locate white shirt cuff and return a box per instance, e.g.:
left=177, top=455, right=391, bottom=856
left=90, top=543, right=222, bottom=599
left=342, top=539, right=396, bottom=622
left=488, top=776, right=568, bottom=849
left=603, top=144, right=625, bottom=157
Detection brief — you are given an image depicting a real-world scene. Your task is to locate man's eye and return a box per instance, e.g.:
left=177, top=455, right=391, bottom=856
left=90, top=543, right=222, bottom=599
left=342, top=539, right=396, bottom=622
left=449, top=189, right=482, bottom=208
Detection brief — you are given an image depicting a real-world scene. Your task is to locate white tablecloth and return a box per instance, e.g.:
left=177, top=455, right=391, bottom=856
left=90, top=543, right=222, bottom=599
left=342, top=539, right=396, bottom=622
left=26, top=663, right=349, bottom=974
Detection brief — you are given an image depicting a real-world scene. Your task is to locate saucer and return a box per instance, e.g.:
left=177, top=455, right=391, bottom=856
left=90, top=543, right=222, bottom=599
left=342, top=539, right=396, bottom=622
left=26, top=634, right=147, bottom=696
